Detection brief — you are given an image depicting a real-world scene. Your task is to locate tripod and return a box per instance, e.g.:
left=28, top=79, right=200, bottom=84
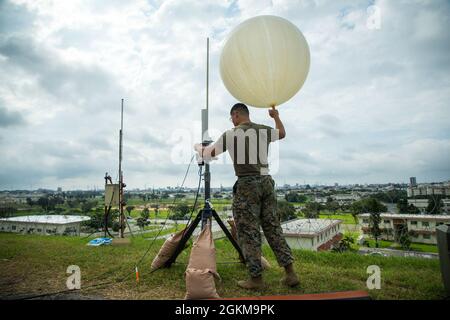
left=164, top=149, right=245, bottom=268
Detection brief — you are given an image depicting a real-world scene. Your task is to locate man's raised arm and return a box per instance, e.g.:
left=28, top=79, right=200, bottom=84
left=269, top=106, right=286, bottom=140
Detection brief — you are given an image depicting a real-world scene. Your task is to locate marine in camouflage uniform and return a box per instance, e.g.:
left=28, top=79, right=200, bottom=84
left=233, top=175, right=294, bottom=277
left=195, top=103, right=299, bottom=289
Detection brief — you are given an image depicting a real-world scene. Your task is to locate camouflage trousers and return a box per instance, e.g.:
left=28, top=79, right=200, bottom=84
left=232, top=175, right=294, bottom=277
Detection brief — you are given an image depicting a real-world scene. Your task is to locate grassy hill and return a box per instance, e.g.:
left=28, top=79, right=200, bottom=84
left=0, top=232, right=446, bottom=300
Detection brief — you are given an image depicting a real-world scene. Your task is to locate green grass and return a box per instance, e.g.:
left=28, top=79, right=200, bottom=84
left=365, top=239, right=438, bottom=253
left=141, top=224, right=187, bottom=238
left=319, top=213, right=356, bottom=225
left=0, top=232, right=445, bottom=300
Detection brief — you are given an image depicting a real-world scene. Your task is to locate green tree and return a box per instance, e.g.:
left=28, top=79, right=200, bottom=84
left=149, top=194, right=159, bottom=200
left=136, top=217, right=149, bottom=230
left=351, top=197, right=387, bottom=224
left=325, top=198, right=340, bottom=214
left=332, top=234, right=356, bottom=253
left=170, top=203, right=191, bottom=220
left=351, top=197, right=386, bottom=248
left=112, top=221, right=121, bottom=232
left=373, top=190, right=407, bottom=204
left=82, top=207, right=114, bottom=231
left=276, top=200, right=296, bottom=222
left=141, top=207, right=150, bottom=220
left=26, top=197, right=34, bottom=207
left=0, top=207, right=16, bottom=218
left=284, top=192, right=307, bottom=203
left=407, top=204, right=420, bottom=214
left=66, top=199, right=79, bottom=209
left=397, top=223, right=411, bottom=250
left=397, top=198, right=409, bottom=214
left=161, top=192, right=170, bottom=199
left=369, top=212, right=382, bottom=248
left=126, top=205, right=135, bottom=217
left=427, top=196, right=443, bottom=215
left=81, top=200, right=98, bottom=213
left=303, top=202, right=322, bottom=219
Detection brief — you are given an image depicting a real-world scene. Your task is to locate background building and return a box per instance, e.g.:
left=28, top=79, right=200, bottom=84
left=359, top=213, right=450, bottom=245
left=0, top=215, right=91, bottom=236
left=267, top=218, right=343, bottom=251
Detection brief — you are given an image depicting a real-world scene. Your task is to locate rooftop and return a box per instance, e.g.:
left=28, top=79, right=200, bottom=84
left=359, top=213, right=450, bottom=220
left=0, top=215, right=91, bottom=224
left=281, top=218, right=342, bottom=238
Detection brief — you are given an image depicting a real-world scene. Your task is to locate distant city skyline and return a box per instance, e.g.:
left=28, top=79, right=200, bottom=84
left=2, top=177, right=449, bottom=192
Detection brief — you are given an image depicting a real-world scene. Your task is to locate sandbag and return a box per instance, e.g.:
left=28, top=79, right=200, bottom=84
left=187, top=222, right=217, bottom=272
left=228, top=219, right=271, bottom=269
left=261, top=256, right=271, bottom=269
left=184, top=268, right=221, bottom=300
left=151, top=228, right=187, bottom=270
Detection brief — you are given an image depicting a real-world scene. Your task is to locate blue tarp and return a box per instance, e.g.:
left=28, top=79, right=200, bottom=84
left=87, top=237, right=112, bottom=246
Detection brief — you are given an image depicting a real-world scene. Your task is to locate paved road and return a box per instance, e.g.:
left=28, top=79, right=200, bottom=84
left=358, top=247, right=439, bottom=259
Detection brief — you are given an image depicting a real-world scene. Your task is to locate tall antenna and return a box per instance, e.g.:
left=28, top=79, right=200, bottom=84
left=201, top=37, right=212, bottom=229
left=206, top=37, right=209, bottom=112
left=119, top=98, right=125, bottom=238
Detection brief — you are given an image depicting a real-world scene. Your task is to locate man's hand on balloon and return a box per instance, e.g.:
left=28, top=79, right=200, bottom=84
left=269, top=106, right=279, bottom=119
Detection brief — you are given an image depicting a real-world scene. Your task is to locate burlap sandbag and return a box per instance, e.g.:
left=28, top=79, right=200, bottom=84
left=151, top=228, right=187, bottom=270
left=184, top=268, right=221, bottom=300
left=187, top=222, right=217, bottom=272
left=261, top=256, right=271, bottom=269
left=227, top=219, right=272, bottom=269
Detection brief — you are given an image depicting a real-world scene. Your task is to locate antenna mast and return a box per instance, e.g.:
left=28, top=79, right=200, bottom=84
left=201, top=37, right=212, bottom=229
left=119, top=98, right=125, bottom=238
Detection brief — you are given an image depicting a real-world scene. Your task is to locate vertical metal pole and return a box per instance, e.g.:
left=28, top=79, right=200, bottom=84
left=202, top=38, right=211, bottom=230
left=206, top=37, right=209, bottom=114
left=119, top=98, right=124, bottom=238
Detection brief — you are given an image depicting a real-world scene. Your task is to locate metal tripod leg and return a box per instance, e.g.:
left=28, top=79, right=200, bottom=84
left=211, top=209, right=245, bottom=262
left=164, top=208, right=246, bottom=268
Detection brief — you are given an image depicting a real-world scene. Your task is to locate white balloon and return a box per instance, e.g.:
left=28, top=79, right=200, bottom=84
left=220, top=15, right=310, bottom=108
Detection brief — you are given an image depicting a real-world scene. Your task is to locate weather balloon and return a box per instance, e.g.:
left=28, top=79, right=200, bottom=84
left=220, top=15, right=310, bottom=108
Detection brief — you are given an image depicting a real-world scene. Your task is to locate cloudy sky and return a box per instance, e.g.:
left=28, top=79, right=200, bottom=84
left=0, top=0, right=449, bottom=190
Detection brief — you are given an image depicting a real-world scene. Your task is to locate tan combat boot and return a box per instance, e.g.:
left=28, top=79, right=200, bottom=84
left=281, top=263, right=300, bottom=287
left=237, top=275, right=265, bottom=290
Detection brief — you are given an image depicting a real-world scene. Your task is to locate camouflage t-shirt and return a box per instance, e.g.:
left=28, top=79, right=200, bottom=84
left=216, top=122, right=279, bottom=177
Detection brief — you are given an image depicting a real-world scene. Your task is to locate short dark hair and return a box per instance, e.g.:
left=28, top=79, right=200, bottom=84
left=230, top=103, right=249, bottom=116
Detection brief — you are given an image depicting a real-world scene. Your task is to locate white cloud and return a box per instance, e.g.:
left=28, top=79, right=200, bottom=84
left=0, top=0, right=449, bottom=190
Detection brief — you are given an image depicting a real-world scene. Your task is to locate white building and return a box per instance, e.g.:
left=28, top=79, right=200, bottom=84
left=359, top=213, right=450, bottom=245
left=407, top=198, right=450, bottom=214
left=333, top=194, right=360, bottom=202
left=267, top=218, right=343, bottom=251
left=0, top=215, right=91, bottom=236
left=407, top=185, right=450, bottom=198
